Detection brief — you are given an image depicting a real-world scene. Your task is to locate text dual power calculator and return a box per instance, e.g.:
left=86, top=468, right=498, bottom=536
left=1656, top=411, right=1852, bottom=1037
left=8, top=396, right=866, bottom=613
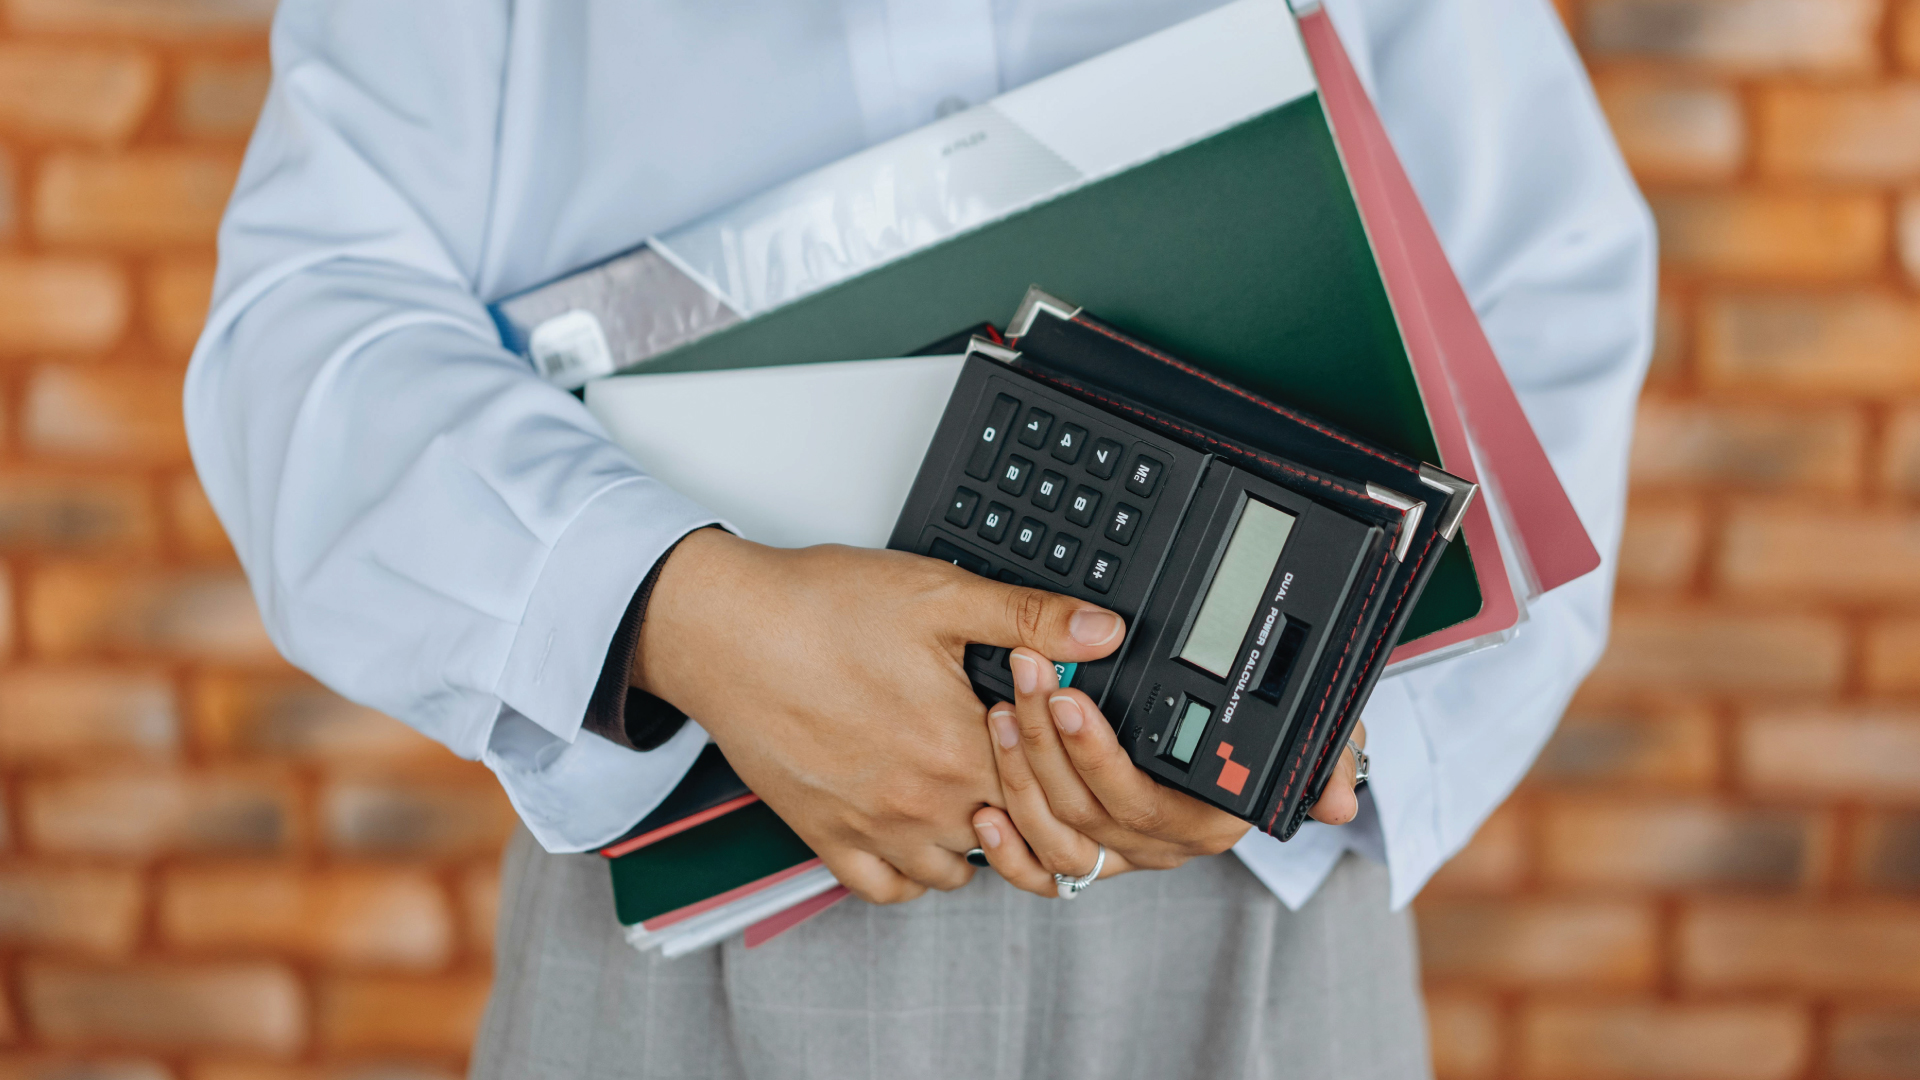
left=890, top=300, right=1474, bottom=838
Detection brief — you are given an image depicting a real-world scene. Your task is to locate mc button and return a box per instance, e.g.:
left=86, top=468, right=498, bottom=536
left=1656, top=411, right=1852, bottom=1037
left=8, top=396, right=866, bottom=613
left=1125, top=455, right=1164, bottom=498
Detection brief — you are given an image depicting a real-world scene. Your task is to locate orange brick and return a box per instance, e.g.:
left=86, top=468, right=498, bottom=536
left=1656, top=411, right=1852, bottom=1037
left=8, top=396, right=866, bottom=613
left=1879, top=404, right=1920, bottom=496
left=1856, top=813, right=1920, bottom=891
left=1866, top=617, right=1920, bottom=692
left=161, top=866, right=453, bottom=970
left=1427, top=993, right=1502, bottom=1080
left=1651, top=191, right=1886, bottom=279
left=0, top=1060, right=170, bottom=1080
left=167, top=475, right=232, bottom=563
left=1741, top=711, right=1920, bottom=800
left=1631, top=401, right=1862, bottom=492
left=1584, top=610, right=1844, bottom=694
left=1901, top=191, right=1920, bottom=287
left=7, top=0, right=277, bottom=35
left=1583, top=0, right=1881, bottom=73
left=1518, top=1002, right=1809, bottom=1080
left=188, top=1066, right=459, bottom=1080
left=177, top=58, right=269, bottom=139
left=1649, top=294, right=1688, bottom=384
left=1427, top=803, right=1527, bottom=895
left=0, top=563, right=12, bottom=660
left=314, top=974, right=489, bottom=1054
left=25, top=563, right=275, bottom=662
left=0, top=257, right=128, bottom=354
left=1616, top=500, right=1706, bottom=592
left=1681, top=902, right=1920, bottom=993
left=1541, top=799, right=1821, bottom=889
left=35, top=151, right=241, bottom=249
left=1416, top=900, right=1658, bottom=988
left=321, top=774, right=515, bottom=859
left=1535, top=699, right=1720, bottom=788
left=147, top=258, right=215, bottom=356
left=1905, top=0, right=1920, bottom=72
left=0, top=45, right=156, bottom=144
left=1701, top=292, right=1920, bottom=395
left=0, top=473, right=157, bottom=553
left=460, top=861, right=499, bottom=957
left=22, top=768, right=293, bottom=856
left=22, top=365, right=188, bottom=462
left=1829, top=1010, right=1920, bottom=1078
left=1758, top=85, right=1920, bottom=181
left=1721, top=503, right=1920, bottom=601
left=192, top=674, right=439, bottom=762
left=1593, top=71, right=1744, bottom=180
left=22, top=961, right=302, bottom=1054
left=0, top=867, right=142, bottom=954
left=0, top=667, right=177, bottom=761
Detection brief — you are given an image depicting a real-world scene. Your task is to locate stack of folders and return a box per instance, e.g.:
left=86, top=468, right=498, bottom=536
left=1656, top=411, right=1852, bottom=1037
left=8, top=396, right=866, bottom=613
left=601, top=745, right=849, bottom=957
left=498, top=0, right=1603, bottom=955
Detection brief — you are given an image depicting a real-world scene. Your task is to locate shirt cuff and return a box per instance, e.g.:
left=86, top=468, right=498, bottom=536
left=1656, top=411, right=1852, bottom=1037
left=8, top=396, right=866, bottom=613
left=493, top=474, right=723, bottom=743
left=582, top=526, right=716, bottom=751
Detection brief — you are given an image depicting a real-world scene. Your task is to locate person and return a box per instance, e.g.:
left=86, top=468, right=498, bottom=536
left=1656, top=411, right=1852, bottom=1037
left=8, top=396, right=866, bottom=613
left=184, top=0, right=1653, bottom=1076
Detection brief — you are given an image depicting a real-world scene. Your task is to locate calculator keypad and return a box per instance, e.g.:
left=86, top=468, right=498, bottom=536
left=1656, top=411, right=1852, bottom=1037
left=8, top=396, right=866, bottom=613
left=909, top=369, right=1200, bottom=704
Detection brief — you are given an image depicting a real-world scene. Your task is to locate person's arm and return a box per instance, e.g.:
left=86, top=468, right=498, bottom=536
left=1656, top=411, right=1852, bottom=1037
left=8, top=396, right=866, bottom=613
left=187, top=1, right=1132, bottom=897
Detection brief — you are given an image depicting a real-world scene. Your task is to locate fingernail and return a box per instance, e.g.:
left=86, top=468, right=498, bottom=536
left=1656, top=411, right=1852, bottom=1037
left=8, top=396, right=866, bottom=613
left=990, top=709, right=1019, bottom=749
left=974, top=820, right=1002, bottom=849
left=1010, top=651, right=1038, bottom=695
left=1070, top=609, right=1119, bottom=647
left=1049, top=694, right=1084, bottom=734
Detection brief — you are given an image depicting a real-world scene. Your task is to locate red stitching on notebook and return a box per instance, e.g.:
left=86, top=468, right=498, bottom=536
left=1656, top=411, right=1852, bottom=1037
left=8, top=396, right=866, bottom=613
left=1051, top=316, right=1422, bottom=476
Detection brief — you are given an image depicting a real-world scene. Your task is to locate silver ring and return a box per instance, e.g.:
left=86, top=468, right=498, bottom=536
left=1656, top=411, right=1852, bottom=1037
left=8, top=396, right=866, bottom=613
left=1054, top=845, right=1106, bottom=900
left=1348, top=737, right=1370, bottom=786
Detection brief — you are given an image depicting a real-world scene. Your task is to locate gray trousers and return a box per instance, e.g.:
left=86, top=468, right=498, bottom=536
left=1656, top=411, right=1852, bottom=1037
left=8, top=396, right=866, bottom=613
left=472, top=826, right=1431, bottom=1080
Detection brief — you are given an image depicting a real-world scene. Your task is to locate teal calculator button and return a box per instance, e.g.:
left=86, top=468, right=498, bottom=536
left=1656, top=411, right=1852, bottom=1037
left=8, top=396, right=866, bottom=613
left=1054, top=661, right=1077, bottom=688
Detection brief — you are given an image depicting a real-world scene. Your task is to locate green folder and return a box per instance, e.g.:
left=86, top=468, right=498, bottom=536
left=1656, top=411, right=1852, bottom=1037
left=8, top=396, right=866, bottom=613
left=609, top=801, right=815, bottom=928
left=629, top=98, right=1479, bottom=639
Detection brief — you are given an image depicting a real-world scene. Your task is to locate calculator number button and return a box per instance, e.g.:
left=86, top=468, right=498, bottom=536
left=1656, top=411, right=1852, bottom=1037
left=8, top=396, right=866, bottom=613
left=1087, top=438, right=1124, bottom=479
left=966, top=395, right=1021, bottom=480
left=1084, top=551, right=1122, bottom=594
left=1064, top=485, right=1102, bottom=527
left=1052, top=423, right=1088, bottom=464
left=978, top=502, right=1013, bottom=544
left=998, top=455, right=1034, bottom=496
left=1044, top=534, right=1082, bottom=576
left=946, top=487, right=980, bottom=528
left=1125, top=455, right=1164, bottom=498
left=1105, top=503, right=1142, bottom=546
left=1031, top=470, right=1066, bottom=512
left=929, top=537, right=991, bottom=576
left=1011, top=518, right=1047, bottom=560
left=1017, top=408, right=1053, bottom=449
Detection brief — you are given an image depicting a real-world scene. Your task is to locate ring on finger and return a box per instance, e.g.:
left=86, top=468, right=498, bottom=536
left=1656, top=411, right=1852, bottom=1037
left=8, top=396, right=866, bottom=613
left=1054, top=844, right=1107, bottom=900
left=1347, top=737, right=1370, bottom=787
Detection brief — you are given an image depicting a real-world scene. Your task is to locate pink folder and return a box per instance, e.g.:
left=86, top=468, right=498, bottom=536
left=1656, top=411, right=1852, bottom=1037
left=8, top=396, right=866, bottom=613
left=1299, top=4, right=1600, bottom=668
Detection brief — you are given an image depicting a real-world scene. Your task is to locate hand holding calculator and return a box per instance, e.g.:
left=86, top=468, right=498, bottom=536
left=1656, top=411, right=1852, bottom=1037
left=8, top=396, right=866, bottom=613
left=890, top=292, right=1474, bottom=839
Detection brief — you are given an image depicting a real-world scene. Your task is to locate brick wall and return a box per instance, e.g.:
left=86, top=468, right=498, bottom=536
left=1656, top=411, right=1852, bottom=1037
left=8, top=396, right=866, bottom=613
left=0, top=1, right=1911, bottom=1078
left=0, top=6, right=506, bottom=1077
left=1421, top=2, right=1920, bottom=1077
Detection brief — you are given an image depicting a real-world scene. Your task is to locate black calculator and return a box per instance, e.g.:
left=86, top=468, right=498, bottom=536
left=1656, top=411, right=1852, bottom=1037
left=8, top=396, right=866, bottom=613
left=890, top=302, right=1473, bottom=838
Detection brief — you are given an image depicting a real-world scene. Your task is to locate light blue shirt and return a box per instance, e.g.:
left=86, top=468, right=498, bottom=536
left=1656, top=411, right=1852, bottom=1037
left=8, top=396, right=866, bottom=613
left=186, top=0, right=1652, bottom=909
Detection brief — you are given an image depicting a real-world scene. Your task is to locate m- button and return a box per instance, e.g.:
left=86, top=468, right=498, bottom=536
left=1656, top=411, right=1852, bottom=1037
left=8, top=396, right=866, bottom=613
left=1104, top=503, right=1142, bottom=546
left=1125, top=455, right=1164, bottom=498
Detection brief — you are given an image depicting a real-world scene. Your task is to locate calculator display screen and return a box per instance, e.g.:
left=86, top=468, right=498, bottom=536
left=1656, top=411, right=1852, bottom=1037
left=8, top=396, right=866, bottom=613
left=1178, top=499, right=1297, bottom=679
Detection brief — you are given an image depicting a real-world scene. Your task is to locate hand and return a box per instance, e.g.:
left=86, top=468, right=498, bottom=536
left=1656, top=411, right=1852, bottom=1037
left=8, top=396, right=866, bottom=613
left=633, top=531, right=1126, bottom=905
left=969, top=646, right=1366, bottom=897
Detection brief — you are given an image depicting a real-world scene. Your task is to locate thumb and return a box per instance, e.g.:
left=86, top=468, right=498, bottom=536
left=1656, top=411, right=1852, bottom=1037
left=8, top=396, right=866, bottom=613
left=947, top=577, right=1126, bottom=662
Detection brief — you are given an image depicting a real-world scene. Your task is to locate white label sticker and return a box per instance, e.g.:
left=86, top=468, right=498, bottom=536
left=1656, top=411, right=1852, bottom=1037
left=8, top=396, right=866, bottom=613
left=529, top=309, right=615, bottom=389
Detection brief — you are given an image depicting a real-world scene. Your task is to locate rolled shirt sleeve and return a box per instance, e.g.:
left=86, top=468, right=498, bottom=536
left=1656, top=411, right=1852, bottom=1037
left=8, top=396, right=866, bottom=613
left=183, top=0, right=717, bottom=852
left=1235, top=0, right=1656, bottom=908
